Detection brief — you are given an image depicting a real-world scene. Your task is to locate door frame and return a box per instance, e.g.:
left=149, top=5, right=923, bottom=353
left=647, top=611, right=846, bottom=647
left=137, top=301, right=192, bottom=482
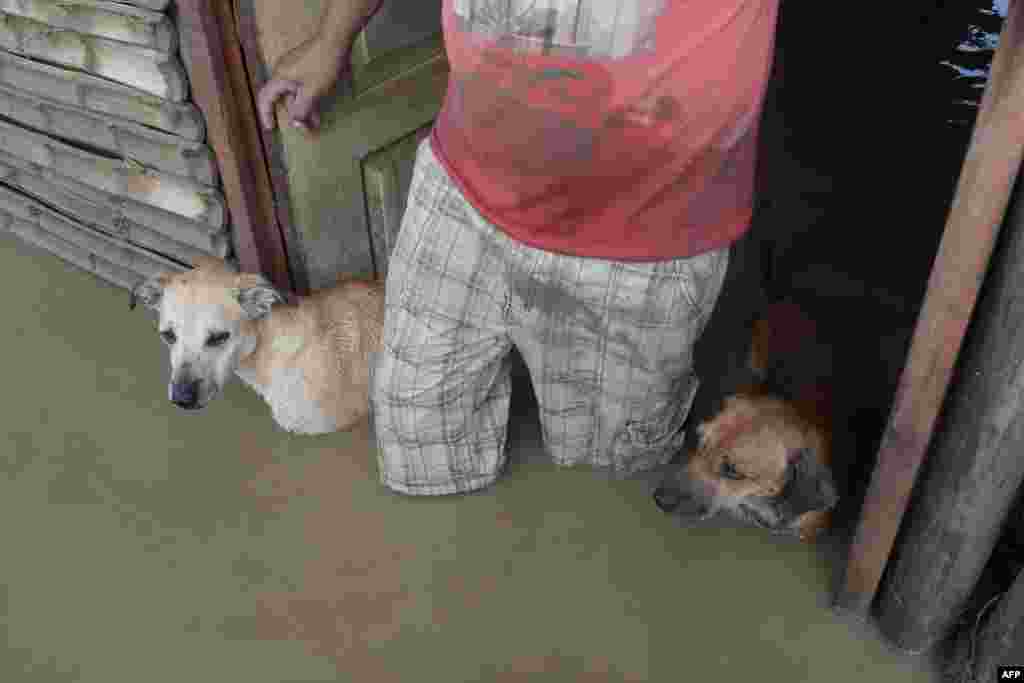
left=175, top=0, right=298, bottom=294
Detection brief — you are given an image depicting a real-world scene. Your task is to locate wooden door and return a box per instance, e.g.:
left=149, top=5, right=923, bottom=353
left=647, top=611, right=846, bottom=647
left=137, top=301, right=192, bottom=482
left=242, top=0, right=447, bottom=292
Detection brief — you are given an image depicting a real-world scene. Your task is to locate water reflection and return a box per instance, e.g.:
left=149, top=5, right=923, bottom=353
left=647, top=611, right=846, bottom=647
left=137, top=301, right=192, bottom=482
left=946, top=1, right=1006, bottom=128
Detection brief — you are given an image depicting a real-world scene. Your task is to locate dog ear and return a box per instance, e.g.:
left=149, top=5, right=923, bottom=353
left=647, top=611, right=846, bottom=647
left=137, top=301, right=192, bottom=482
left=129, top=273, right=171, bottom=311
left=777, top=447, right=839, bottom=518
left=235, top=280, right=286, bottom=320
left=696, top=395, right=757, bottom=449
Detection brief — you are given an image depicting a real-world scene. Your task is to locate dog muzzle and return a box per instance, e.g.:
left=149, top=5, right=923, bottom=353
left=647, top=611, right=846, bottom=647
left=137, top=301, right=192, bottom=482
left=170, top=380, right=202, bottom=410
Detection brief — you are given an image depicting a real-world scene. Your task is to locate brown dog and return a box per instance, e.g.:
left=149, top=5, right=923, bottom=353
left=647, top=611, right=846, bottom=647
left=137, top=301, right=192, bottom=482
left=653, top=300, right=839, bottom=542
left=130, top=256, right=384, bottom=434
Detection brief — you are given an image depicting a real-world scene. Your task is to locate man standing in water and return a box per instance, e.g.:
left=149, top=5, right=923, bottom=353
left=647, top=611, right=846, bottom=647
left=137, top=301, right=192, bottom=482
left=258, top=0, right=779, bottom=496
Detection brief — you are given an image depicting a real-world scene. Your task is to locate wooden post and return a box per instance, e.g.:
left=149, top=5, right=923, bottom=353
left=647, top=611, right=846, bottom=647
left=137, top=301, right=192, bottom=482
left=175, top=0, right=293, bottom=293
left=871, top=177, right=1024, bottom=653
left=834, top=0, right=1024, bottom=619
left=952, top=566, right=1024, bottom=683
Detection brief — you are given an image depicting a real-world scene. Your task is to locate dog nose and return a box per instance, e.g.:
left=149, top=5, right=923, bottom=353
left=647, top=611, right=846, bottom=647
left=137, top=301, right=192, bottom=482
left=171, top=381, right=200, bottom=409
left=653, top=486, right=683, bottom=513
left=690, top=501, right=712, bottom=518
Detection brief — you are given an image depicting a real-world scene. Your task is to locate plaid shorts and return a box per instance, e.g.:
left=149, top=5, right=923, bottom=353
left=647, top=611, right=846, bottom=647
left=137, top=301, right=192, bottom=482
left=371, top=139, right=729, bottom=495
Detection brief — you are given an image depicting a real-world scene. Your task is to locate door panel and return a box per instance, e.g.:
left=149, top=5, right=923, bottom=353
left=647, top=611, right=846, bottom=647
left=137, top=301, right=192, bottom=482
left=354, top=2, right=441, bottom=64
left=252, top=0, right=448, bottom=289
left=364, top=124, right=431, bottom=278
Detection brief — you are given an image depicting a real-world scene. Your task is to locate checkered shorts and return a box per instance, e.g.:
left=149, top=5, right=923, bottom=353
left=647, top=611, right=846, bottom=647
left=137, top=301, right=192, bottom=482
left=371, top=139, right=729, bottom=495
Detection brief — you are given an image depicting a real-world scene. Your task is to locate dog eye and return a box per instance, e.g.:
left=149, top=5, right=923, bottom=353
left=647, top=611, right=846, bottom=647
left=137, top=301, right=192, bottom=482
left=720, top=461, right=745, bottom=480
left=160, top=329, right=176, bottom=345
left=206, top=331, right=231, bottom=348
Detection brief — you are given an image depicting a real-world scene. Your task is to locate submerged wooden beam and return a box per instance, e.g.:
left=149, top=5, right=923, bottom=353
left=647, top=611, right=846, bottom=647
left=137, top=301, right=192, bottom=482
left=0, top=186, right=188, bottom=290
left=871, top=153, right=1024, bottom=654
left=953, top=559, right=1024, bottom=682
left=835, top=0, right=1024, bottom=620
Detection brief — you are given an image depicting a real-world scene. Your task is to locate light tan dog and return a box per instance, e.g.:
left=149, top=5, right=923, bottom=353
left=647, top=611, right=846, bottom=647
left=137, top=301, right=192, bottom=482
left=130, top=256, right=384, bottom=434
left=654, top=300, right=839, bottom=542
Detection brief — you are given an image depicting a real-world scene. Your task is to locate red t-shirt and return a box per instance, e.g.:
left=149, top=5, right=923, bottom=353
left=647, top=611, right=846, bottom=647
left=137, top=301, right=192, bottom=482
left=430, top=0, right=779, bottom=261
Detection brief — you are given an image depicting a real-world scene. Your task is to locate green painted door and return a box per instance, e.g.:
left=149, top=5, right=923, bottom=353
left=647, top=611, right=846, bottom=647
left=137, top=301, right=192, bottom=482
left=254, top=1, right=447, bottom=289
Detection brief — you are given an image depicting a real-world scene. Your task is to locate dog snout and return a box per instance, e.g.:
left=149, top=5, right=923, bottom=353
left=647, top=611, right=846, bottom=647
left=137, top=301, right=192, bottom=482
left=171, top=380, right=202, bottom=409
left=688, top=500, right=712, bottom=518
left=653, top=486, right=683, bottom=513
left=674, top=495, right=712, bottom=518
left=654, top=471, right=716, bottom=518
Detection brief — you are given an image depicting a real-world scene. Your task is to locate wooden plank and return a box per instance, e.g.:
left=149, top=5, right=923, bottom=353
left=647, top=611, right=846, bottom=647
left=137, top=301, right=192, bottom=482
left=0, top=48, right=203, bottom=139
left=0, top=197, right=188, bottom=290
left=0, top=145, right=228, bottom=254
left=0, top=117, right=225, bottom=226
left=342, top=55, right=449, bottom=159
left=834, top=0, right=1024, bottom=617
left=234, top=0, right=308, bottom=294
left=352, top=0, right=439, bottom=64
left=176, top=0, right=292, bottom=292
left=0, top=0, right=176, bottom=53
left=0, top=13, right=187, bottom=100
left=348, top=1, right=442, bottom=95
left=0, top=82, right=218, bottom=185
left=0, top=181, right=225, bottom=263
left=108, top=0, right=168, bottom=12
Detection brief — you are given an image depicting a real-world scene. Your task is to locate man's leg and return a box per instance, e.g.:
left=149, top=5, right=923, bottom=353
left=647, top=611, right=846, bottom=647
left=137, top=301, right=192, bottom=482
left=507, top=246, right=729, bottom=474
left=371, top=140, right=514, bottom=496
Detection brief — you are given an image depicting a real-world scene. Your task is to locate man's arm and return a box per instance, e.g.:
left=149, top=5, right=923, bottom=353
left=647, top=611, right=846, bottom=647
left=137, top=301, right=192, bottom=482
left=318, top=0, right=384, bottom=52
left=257, top=0, right=385, bottom=132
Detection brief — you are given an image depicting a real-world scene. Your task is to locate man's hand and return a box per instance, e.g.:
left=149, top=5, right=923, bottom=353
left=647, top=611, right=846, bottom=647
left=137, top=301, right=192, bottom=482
left=257, top=34, right=352, bottom=134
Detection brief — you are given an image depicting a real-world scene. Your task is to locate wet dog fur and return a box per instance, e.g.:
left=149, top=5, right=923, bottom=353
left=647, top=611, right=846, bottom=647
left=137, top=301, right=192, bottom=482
left=130, top=256, right=384, bottom=434
left=654, top=300, right=839, bottom=542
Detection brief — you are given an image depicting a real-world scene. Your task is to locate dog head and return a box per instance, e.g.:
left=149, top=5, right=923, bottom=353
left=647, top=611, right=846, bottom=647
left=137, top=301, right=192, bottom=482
left=653, top=394, right=838, bottom=535
left=130, top=256, right=286, bottom=411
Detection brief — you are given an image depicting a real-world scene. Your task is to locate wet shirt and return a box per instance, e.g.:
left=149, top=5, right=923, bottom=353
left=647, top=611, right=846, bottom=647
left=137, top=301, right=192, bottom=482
left=431, top=0, right=780, bottom=261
